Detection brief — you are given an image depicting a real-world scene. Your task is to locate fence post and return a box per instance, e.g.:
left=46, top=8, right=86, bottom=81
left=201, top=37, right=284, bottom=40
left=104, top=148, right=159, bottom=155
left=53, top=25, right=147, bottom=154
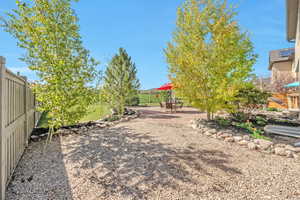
left=23, top=76, right=28, bottom=147
left=0, top=56, right=6, bottom=200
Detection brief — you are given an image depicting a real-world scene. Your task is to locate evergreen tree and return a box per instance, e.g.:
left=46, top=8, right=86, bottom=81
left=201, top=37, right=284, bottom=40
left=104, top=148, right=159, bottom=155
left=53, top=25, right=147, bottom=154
left=1, top=0, right=99, bottom=142
left=165, top=0, right=257, bottom=120
left=102, top=48, right=140, bottom=115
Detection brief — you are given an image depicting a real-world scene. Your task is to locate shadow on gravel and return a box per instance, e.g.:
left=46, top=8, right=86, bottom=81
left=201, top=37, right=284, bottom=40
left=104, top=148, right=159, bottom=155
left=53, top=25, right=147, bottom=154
left=138, top=109, right=180, bottom=119
left=65, top=126, right=241, bottom=199
left=6, top=137, right=73, bottom=200
left=177, top=110, right=203, bottom=114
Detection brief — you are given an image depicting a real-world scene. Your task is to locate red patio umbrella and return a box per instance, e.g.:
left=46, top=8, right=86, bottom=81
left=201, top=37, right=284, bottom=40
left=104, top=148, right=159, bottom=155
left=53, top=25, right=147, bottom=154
left=156, top=83, right=173, bottom=90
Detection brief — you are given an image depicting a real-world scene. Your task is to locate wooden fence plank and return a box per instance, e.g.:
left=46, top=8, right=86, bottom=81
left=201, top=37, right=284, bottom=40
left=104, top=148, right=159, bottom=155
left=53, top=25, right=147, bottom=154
left=0, top=57, right=40, bottom=200
left=0, top=56, right=7, bottom=200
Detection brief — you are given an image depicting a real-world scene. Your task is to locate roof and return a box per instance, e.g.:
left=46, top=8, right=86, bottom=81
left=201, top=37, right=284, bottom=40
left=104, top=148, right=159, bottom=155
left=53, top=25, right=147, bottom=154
left=286, top=0, right=299, bottom=41
left=269, top=48, right=294, bottom=70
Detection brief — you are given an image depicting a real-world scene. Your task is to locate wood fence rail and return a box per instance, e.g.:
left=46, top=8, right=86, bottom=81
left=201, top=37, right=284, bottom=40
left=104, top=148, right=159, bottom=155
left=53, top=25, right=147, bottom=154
left=0, top=56, right=40, bottom=200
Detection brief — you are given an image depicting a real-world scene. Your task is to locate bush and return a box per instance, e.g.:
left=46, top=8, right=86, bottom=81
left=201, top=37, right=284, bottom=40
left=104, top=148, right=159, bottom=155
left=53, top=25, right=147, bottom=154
left=266, top=107, right=279, bottom=112
left=215, top=116, right=232, bottom=127
left=233, top=121, right=270, bottom=140
left=235, top=84, right=271, bottom=112
left=231, top=111, right=249, bottom=122
left=103, top=115, right=121, bottom=122
left=252, top=115, right=267, bottom=126
left=126, top=96, right=140, bottom=106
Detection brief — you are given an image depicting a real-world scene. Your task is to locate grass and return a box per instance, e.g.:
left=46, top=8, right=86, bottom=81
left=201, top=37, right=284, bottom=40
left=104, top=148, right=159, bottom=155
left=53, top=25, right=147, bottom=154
left=37, top=103, right=110, bottom=128
left=80, top=103, right=110, bottom=122
left=37, top=111, right=51, bottom=128
left=138, top=93, right=162, bottom=106
left=138, top=93, right=192, bottom=107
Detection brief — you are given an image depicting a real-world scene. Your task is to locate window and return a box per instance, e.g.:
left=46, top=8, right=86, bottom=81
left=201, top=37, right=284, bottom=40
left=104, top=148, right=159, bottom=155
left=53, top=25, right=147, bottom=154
left=279, top=49, right=294, bottom=57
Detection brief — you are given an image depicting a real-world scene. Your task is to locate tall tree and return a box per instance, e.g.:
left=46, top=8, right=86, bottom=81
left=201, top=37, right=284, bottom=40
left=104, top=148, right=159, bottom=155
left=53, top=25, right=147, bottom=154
left=1, top=0, right=99, bottom=141
left=102, top=48, right=140, bottom=115
left=165, top=0, right=257, bottom=119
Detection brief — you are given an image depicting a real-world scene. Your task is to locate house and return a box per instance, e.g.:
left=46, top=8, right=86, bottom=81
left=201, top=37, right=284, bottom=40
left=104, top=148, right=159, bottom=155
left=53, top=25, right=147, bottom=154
left=267, top=48, right=296, bottom=109
left=286, top=0, right=300, bottom=111
left=269, top=48, right=296, bottom=84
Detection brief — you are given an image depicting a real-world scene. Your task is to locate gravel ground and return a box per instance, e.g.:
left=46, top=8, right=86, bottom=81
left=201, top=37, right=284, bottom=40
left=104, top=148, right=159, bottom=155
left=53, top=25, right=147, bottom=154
left=6, top=107, right=300, bottom=200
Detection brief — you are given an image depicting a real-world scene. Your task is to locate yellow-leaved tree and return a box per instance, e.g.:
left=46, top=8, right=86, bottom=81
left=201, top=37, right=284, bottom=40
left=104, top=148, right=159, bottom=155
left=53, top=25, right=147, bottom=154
left=165, top=0, right=257, bottom=120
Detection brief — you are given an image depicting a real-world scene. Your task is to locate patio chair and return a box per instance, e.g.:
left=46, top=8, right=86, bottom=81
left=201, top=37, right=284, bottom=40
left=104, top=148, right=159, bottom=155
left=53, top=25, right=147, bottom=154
left=166, top=102, right=172, bottom=109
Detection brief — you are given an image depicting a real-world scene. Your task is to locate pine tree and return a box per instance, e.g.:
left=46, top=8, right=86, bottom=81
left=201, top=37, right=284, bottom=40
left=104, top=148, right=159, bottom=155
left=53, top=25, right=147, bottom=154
left=102, top=48, right=140, bottom=115
left=165, top=0, right=257, bottom=120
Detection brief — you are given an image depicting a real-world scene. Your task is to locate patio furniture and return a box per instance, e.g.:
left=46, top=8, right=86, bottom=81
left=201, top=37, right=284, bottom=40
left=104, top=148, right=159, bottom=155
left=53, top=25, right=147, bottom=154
left=165, top=102, right=174, bottom=112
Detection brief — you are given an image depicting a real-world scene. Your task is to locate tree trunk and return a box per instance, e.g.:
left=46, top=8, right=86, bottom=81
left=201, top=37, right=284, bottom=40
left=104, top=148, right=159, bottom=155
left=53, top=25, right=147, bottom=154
left=207, top=112, right=211, bottom=120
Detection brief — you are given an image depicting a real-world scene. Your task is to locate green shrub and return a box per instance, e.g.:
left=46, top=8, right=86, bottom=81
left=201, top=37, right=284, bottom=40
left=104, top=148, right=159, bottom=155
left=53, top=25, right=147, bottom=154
left=104, top=115, right=121, bottom=122
left=215, top=117, right=232, bottom=127
left=235, top=84, right=271, bottom=112
left=266, top=107, right=279, bottom=112
left=233, top=121, right=270, bottom=140
left=126, top=96, right=140, bottom=106
left=253, top=116, right=267, bottom=126
left=231, top=111, right=249, bottom=122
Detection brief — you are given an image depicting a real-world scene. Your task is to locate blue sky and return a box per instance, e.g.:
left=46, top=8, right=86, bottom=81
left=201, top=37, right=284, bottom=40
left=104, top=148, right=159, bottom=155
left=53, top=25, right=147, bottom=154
left=0, top=0, right=293, bottom=89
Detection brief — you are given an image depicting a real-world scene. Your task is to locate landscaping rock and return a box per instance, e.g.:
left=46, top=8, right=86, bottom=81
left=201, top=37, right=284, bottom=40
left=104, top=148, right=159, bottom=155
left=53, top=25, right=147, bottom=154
left=285, top=145, right=300, bottom=153
left=191, top=123, right=198, bottom=130
left=191, top=116, right=299, bottom=160
left=275, top=147, right=286, bottom=156
left=216, top=132, right=223, bottom=137
left=30, top=135, right=39, bottom=142
left=238, top=140, right=248, bottom=146
left=233, top=136, right=243, bottom=142
left=243, top=135, right=250, bottom=141
left=286, top=150, right=293, bottom=158
left=40, top=133, right=48, bottom=138
left=248, top=142, right=257, bottom=150
left=202, top=128, right=209, bottom=133
left=224, top=137, right=234, bottom=143
left=293, top=153, right=299, bottom=159
left=96, top=124, right=107, bottom=128
left=221, top=133, right=233, bottom=139
left=211, top=134, right=217, bottom=139
left=275, top=143, right=286, bottom=148
left=204, top=131, right=213, bottom=136
left=254, top=139, right=273, bottom=150
left=210, top=129, right=217, bottom=134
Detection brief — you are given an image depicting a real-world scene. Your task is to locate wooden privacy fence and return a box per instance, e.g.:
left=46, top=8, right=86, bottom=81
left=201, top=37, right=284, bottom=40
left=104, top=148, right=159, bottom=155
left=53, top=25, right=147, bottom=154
left=0, top=56, right=40, bottom=200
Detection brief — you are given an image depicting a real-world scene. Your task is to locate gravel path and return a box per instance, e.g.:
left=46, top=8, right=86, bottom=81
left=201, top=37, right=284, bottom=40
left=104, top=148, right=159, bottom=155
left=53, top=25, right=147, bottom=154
left=6, top=107, right=300, bottom=200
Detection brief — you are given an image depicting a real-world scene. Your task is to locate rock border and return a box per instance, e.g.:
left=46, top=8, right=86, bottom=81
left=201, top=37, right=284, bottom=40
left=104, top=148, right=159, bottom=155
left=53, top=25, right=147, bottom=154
left=190, top=119, right=300, bottom=159
left=30, top=110, right=140, bottom=142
